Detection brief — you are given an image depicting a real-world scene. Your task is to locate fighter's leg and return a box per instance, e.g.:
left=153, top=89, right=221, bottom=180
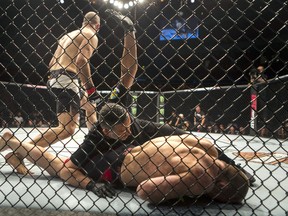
left=2, top=133, right=32, bottom=175
left=0, top=132, right=12, bottom=151
left=5, top=152, right=33, bottom=175
left=29, top=83, right=81, bottom=147
left=29, top=112, right=79, bottom=147
left=1, top=132, right=64, bottom=176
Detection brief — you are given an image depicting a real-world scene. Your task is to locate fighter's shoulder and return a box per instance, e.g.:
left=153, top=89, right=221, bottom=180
left=64, top=29, right=81, bottom=38
left=80, top=28, right=98, bottom=40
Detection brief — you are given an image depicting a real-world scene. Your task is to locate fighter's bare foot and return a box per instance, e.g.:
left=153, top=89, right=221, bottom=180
left=5, top=152, right=33, bottom=175
left=0, top=132, right=13, bottom=151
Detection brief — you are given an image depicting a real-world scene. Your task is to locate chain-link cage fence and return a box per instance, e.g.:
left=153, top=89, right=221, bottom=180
left=1, top=0, right=288, bottom=215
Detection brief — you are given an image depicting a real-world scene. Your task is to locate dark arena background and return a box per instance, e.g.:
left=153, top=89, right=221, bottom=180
left=0, top=0, right=288, bottom=215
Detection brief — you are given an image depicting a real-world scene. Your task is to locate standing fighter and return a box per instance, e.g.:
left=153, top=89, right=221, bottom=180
left=29, top=11, right=101, bottom=148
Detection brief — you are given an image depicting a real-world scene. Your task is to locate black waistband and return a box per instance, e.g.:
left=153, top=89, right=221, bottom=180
left=49, top=69, right=78, bottom=79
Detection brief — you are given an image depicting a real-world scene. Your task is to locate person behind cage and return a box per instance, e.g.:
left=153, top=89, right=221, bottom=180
left=1, top=110, right=12, bottom=127
left=219, top=123, right=226, bottom=133
left=193, top=104, right=206, bottom=132
left=227, top=124, right=238, bottom=135
left=0, top=111, right=7, bottom=127
left=249, top=65, right=267, bottom=85
left=238, top=126, right=247, bottom=135
left=183, top=120, right=192, bottom=131
left=212, top=124, right=221, bottom=133
left=167, top=111, right=178, bottom=127
left=249, top=64, right=269, bottom=133
left=175, top=113, right=185, bottom=129
left=14, top=111, right=24, bottom=127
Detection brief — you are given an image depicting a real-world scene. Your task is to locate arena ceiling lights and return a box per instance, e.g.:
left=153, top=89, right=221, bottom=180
left=103, top=0, right=145, bottom=9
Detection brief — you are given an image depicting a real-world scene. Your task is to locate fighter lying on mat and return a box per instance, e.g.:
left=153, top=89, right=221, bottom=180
left=0, top=131, right=249, bottom=204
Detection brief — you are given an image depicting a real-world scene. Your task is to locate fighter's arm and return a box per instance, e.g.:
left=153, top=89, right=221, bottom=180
left=200, top=113, right=206, bottom=126
left=49, top=37, right=63, bottom=69
left=60, top=160, right=115, bottom=198
left=48, top=55, right=56, bottom=69
left=60, top=160, right=90, bottom=188
left=48, top=44, right=61, bottom=69
left=59, top=130, right=115, bottom=197
left=174, top=116, right=180, bottom=127
left=193, top=113, right=197, bottom=125
left=75, top=33, right=98, bottom=90
left=57, top=136, right=95, bottom=189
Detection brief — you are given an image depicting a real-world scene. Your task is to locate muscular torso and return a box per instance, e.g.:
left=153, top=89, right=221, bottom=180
left=120, top=135, right=219, bottom=187
left=50, top=28, right=96, bottom=73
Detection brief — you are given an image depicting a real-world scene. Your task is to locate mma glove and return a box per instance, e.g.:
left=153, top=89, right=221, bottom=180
left=105, top=9, right=136, bottom=33
left=86, top=87, right=102, bottom=104
left=86, top=181, right=116, bottom=198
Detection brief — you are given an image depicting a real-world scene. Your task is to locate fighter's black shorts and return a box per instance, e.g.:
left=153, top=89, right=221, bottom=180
left=47, top=69, right=82, bottom=115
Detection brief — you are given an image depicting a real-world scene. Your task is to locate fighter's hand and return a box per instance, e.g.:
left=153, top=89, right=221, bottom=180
left=105, top=9, right=136, bottom=32
left=86, top=87, right=102, bottom=104
left=87, top=181, right=116, bottom=198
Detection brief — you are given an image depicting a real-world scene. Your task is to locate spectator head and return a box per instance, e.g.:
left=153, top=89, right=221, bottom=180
left=195, top=104, right=201, bottom=112
left=257, top=65, right=264, bottom=73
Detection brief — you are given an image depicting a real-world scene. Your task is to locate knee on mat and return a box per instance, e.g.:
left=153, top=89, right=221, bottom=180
left=61, top=124, right=77, bottom=138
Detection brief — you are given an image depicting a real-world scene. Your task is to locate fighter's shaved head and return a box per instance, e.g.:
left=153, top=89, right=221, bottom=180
left=83, top=11, right=100, bottom=25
